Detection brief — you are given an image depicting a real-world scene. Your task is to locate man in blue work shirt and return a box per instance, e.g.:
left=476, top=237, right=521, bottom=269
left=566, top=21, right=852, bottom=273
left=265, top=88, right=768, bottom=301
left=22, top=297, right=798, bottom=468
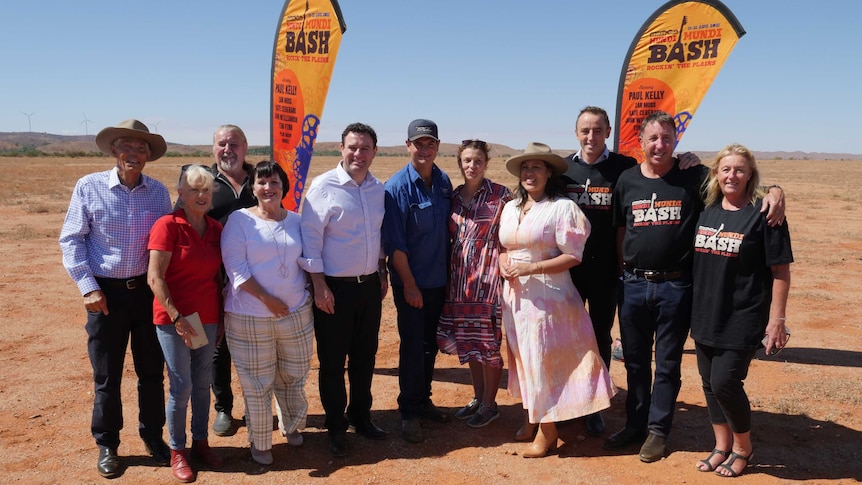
left=382, top=119, right=453, bottom=443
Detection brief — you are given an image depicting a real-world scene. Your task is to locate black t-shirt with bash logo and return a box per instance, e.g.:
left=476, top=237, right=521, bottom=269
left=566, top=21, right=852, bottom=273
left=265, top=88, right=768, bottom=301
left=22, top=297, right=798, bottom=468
left=691, top=200, right=793, bottom=350
left=612, top=162, right=708, bottom=271
left=563, top=152, right=637, bottom=276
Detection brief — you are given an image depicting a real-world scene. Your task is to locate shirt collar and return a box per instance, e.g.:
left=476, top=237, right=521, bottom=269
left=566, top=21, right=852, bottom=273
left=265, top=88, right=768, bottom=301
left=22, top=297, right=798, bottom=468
left=335, top=160, right=373, bottom=186
left=109, top=167, right=149, bottom=190
left=574, top=146, right=610, bottom=165
left=214, top=163, right=252, bottom=185
left=406, top=162, right=439, bottom=184
left=455, top=178, right=490, bottom=201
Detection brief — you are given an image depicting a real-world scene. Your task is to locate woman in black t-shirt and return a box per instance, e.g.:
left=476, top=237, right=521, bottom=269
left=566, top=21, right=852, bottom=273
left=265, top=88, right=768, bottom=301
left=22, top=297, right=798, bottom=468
left=691, top=144, right=792, bottom=478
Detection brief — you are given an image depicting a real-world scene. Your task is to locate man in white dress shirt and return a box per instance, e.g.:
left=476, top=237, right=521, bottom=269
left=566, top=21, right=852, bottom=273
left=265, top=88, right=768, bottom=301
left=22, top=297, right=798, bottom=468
left=300, top=122, right=389, bottom=457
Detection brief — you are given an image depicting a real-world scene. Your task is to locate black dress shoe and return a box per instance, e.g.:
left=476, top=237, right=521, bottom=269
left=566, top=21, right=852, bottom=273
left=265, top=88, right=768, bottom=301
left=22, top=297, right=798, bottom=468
left=142, top=436, right=171, bottom=465
left=328, top=430, right=349, bottom=457
left=420, top=402, right=451, bottom=423
left=584, top=412, right=606, bottom=437
left=603, top=426, right=647, bottom=451
left=97, top=445, right=120, bottom=478
left=400, top=418, right=423, bottom=443
left=351, top=419, right=389, bottom=440
left=212, top=411, right=235, bottom=436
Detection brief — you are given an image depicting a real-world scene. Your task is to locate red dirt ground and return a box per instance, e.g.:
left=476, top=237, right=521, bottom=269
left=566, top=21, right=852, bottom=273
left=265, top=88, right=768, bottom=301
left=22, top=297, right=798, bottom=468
left=0, top=156, right=859, bottom=484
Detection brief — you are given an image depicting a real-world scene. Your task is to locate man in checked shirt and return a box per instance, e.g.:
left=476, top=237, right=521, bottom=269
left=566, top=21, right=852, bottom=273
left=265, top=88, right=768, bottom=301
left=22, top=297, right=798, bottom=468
left=59, top=119, right=172, bottom=478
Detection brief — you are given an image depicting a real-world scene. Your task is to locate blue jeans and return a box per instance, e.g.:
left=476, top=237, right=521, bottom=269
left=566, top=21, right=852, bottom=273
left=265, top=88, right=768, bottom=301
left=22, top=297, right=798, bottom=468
left=617, top=271, right=692, bottom=437
left=392, top=286, right=445, bottom=419
left=156, top=323, right=219, bottom=450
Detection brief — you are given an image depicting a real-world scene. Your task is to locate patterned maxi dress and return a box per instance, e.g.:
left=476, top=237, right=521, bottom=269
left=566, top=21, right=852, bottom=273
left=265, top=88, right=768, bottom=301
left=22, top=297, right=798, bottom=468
left=437, top=179, right=512, bottom=367
left=499, top=196, right=616, bottom=423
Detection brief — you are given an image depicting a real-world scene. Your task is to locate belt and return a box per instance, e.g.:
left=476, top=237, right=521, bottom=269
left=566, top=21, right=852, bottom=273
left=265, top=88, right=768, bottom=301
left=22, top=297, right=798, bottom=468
left=97, top=274, right=148, bottom=290
left=325, top=273, right=378, bottom=284
left=631, top=269, right=684, bottom=282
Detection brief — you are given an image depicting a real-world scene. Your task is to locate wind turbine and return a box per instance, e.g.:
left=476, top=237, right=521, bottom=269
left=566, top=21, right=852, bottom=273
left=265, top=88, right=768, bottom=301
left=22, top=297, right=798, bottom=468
left=80, top=113, right=93, bottom=135
left=20, top=112, right=35, bottom=132
left=151, top=121, right=161, bottom=133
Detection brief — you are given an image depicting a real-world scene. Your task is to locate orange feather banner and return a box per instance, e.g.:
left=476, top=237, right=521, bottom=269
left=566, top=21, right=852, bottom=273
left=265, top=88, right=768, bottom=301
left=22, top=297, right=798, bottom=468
left=613, top=0, right=745, bottom=162
left=271, top=0, right=346, bottom=211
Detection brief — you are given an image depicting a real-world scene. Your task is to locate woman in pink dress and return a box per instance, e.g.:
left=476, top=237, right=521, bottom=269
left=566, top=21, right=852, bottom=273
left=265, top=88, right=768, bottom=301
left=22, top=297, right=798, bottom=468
left=437, top=139, right=512, bottom=429
left=498, top=142, right=615, bottom=458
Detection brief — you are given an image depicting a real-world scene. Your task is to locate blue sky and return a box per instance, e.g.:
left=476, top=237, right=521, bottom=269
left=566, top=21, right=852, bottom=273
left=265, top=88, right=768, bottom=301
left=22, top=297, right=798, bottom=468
left=2, top=1, right=860, bottom=153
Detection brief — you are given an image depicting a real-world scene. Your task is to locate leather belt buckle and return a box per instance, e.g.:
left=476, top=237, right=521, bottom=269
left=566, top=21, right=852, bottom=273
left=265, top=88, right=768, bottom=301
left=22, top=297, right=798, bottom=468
left=642, top=271, right=660, bottom=282
left=124, top=278, right=139, bottom=290
left=356, top=273, right=376, bottom=283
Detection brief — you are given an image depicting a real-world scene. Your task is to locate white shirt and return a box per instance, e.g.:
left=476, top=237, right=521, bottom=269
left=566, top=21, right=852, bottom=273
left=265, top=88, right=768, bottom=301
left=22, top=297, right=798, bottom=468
left=574, top=146, right=610, bottom=165
left=299, top=161, right=385, bottom=277
left=221, top=208, right=308, bottom=316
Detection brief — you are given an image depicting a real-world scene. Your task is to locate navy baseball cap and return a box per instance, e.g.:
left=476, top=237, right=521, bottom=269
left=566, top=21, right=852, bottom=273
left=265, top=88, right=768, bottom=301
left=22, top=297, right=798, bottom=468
left=407, top=119, right=439, bottom=141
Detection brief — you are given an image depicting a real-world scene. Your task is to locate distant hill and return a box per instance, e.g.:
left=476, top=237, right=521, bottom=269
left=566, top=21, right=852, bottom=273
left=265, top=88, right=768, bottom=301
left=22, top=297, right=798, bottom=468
left=1, top=132, right=859, bottom=161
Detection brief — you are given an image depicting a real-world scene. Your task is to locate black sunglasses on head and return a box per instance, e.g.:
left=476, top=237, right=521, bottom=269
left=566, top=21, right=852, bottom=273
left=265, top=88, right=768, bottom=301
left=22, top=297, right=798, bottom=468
left=461, top=139, right=488, bottom=149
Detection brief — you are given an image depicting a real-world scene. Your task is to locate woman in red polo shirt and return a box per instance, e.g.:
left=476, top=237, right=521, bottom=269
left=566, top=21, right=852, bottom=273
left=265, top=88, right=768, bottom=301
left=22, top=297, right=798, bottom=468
left=147, top=165, right=224, bottom=482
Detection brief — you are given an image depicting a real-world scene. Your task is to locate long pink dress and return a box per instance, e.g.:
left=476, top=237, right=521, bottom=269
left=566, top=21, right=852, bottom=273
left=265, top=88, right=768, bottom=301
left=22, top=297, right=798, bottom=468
left=499, top=196, right=616, bottom=424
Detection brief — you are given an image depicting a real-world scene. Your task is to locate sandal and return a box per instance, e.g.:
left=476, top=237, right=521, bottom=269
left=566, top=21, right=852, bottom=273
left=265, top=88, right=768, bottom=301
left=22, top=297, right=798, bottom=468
left=697, top=448, right=729, bottom=472
left=716, top=451, right=754, bottom=478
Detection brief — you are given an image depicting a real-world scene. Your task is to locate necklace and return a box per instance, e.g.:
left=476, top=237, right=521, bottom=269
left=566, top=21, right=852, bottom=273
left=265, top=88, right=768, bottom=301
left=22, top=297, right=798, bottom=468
left=261, top=214, right=290, bottom=278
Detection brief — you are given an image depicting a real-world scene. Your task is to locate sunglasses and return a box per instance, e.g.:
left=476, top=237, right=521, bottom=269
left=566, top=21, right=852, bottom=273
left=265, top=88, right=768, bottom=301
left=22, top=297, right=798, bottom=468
left=761, top=327, right=791, bottom=356
left=461, top=139, right=488, bottom=149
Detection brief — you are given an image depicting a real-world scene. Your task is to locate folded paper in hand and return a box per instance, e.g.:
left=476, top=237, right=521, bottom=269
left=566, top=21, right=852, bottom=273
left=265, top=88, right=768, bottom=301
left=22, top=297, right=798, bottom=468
left=184, top=312, right=209, bottom=350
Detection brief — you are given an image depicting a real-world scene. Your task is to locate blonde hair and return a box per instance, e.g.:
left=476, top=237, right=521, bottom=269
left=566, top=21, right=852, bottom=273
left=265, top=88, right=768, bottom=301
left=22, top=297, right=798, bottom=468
left=179, top=165, right=215, bottom=191
left=703, top=143, right=763, bottom=207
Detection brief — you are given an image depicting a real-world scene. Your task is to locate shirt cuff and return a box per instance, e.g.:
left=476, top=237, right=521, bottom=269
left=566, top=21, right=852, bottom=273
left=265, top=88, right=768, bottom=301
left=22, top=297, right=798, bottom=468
left=298, top=257, right=324, bottom=274
left=77, top=276, right=100, bottom=296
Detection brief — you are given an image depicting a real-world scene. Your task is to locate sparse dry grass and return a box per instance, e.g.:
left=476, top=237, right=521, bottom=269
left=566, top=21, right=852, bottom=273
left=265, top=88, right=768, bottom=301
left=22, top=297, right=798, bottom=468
left=0, top=156, right=860, bottom=484
left=0, top=223, right=59, bottom=241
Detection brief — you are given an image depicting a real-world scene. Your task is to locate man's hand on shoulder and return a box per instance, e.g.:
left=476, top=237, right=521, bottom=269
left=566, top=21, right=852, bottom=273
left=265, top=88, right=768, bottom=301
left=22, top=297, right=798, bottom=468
left=677, top=152, right=702, bottom=170
left=761, top=185, right=786, bottom=226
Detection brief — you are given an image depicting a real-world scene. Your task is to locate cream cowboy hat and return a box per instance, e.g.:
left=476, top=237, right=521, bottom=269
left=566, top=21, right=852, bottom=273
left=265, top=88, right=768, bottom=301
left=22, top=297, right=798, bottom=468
left=95, top=119, right=167, bottom=161
left=504, top=142, right=567, bottom=177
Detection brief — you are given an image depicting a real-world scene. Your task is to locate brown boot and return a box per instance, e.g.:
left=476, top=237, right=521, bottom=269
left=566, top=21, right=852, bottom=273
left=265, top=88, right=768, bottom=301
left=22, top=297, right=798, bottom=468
left=523, top=422, right=559, bottom=458
left=190, top=439, right=223, bottom=469
left=170, top=448, right=195, bottom=483
left=515, top=412, right=538, bottom=442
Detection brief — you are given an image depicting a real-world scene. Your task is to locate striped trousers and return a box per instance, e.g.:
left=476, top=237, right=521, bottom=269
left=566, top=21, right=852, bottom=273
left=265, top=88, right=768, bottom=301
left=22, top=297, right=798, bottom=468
left=225, top=299, right=314, bottom=450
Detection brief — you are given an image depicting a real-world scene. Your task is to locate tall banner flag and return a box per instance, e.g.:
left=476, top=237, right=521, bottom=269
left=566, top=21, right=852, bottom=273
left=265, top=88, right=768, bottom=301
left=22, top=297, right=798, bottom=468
left=271, top=0, right=346, bottom=211
left=613, top=0, right=744, bottom=162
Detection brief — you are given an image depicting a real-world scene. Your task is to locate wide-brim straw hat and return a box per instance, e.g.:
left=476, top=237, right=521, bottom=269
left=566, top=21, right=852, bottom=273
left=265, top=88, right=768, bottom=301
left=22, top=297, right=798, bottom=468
left=504, top=142, right=567, bottom=177
left=95, top=119, right=167, bottom=161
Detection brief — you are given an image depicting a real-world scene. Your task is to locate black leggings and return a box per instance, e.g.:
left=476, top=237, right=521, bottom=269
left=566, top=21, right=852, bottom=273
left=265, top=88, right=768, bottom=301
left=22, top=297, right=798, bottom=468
left=695, top=342, right=757, bottom=433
